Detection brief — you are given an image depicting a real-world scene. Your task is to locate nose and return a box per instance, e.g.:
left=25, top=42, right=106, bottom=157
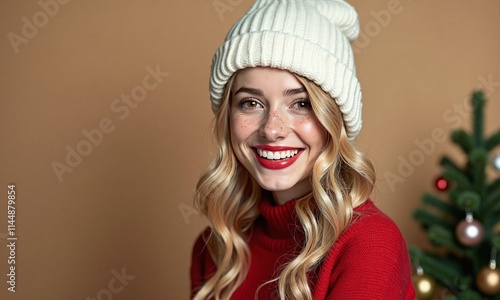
left=259, top=110, right=289, bottom=141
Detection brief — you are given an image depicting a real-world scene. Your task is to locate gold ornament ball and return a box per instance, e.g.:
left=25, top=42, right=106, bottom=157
left=476, top=267, right=500, bottom=296
left=412, top=274, right=436, bottom=300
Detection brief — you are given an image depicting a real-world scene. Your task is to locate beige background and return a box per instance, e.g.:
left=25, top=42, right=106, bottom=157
left=0, top=0, right=499, bottom=299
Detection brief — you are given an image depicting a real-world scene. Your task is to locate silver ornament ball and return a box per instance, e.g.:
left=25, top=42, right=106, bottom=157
left=456, top=218, right=484, bottom=247
left=493, top=153, right=500, bottom=171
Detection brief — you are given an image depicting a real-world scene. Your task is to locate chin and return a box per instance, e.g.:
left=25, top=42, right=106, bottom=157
left=255, top=176, right=303, bottom=192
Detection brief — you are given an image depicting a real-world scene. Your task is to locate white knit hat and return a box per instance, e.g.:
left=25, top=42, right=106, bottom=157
left=209, top=0, right=362, bottom=140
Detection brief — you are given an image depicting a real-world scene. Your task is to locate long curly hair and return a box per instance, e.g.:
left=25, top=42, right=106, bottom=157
left=193, top=71, right=376, bottom=300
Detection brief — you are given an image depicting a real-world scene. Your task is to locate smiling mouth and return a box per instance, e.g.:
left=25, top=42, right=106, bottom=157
left=252, top=147, right=304, bottom=170
left=256, top=149, right=300, bottom=160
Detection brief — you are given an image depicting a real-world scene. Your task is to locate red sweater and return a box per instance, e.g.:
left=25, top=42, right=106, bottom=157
left=191, top=196, right=416, bottom=299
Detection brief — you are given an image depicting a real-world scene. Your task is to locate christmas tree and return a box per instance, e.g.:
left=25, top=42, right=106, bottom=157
left=410, top=90, right=500, bottom=300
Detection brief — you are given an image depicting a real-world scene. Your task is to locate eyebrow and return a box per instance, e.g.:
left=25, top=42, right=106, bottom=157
left=283, top=87, right=306, bottom=96
left=233, top=87, right=263, bottom=96
left=233, top=87, right=306, bottom=97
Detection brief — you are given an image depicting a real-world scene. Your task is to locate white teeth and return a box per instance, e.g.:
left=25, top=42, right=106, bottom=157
left=256, top=149, right=300, bottom=160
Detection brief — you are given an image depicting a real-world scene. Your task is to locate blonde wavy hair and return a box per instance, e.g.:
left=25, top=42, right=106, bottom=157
left=193, top=71, right=376, bottom=300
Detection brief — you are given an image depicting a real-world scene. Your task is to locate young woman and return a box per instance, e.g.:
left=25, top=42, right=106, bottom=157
left=191, top=0, right=416, bottom=299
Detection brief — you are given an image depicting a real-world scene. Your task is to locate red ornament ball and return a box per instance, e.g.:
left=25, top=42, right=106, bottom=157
left=435, top=176, right=449, bottom=191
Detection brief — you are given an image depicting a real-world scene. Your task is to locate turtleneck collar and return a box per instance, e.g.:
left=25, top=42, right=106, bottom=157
left=251, top=192, right=373, bottom=252
left=257, top=192, right=303, bottom=239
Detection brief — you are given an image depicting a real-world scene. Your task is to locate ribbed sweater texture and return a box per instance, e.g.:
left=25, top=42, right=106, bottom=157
left=191, top=196, right=416, bottom=299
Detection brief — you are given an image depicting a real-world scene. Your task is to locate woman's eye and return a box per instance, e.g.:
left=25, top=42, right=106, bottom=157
left=291, top=99, right=312, bottom=110
left=238, top=99, right=262, bottom=110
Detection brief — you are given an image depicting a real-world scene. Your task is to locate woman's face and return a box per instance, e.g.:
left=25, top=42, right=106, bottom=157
left=229, top=67, right=327, bottom=205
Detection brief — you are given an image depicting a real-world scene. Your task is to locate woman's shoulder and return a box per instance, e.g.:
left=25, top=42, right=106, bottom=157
left=313, top=200, right=415, bottom=299
left=322, top=199, right=411, bottom=273
left=346, top=199, right=405, bottom=243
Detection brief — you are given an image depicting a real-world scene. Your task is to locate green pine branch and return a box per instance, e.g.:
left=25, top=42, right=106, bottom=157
left=428, top=225, right=464, bottom=253
left=413, top=208, right=455, bottom=230
left=443, top=168, right=473, bottom=190
left=456, top=191, right=481, bottom=212
left=469, top=148, right=488, bottom=198
left=487, top=178, right=500, bottom=194
left=486, top=214, right=500, bottom=234
left=409, top=247, right=468, bottom=288
left=492, top=234, right=500, bottom=250
left=484, top=194, right=500, bottom=217
left=441, top=156, right=465, bottom=174
left=485, top=130, right=500, bottom=151
left=483, top=185, right=500, bottom=217
left=422, top=193, right=463, bottom=219
left=458, top=290, right=485, bottom=300
left=449, top=188, right=461, bottom=203
left=472, top=91, right=485, bottom=146
left=452, top=129, right=474, bottom=153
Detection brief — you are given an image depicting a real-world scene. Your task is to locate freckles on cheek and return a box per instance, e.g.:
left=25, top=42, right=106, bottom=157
left=231, top=115, right=256, bottom=137
left=303, top=116, right=311, bottom=123
left=295, top=116, right=313, bottom=129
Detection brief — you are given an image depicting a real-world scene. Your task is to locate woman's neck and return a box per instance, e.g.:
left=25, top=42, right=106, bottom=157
left=271, top=178, right=313, bottom=205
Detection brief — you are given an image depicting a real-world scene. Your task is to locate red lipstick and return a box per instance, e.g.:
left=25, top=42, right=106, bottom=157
left=253, top=147, right=303, bottom=170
